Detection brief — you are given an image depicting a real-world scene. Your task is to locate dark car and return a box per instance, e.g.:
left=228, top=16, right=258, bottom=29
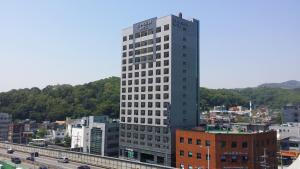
left=39, top=166, right=48, bottom=169
left=31, top=152, right=39, bottom=157
left=11, top=157, right=21, bottom=164
left=7, top=148, right=14, bottom=154
left=77, top=165, right=91, bottom=169
left=26, top=156, right=35, bottom=161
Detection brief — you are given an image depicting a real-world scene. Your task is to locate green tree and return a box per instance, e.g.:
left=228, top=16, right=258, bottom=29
left=63, top=135, right=71, bottom=147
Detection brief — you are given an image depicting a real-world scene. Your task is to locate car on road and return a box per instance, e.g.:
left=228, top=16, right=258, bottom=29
left=26, top=156, right=35, bottom=161
left=39, top=166, right=48, bottom=169
left=31, top=152, right=39, bottom=157
left=7, top=148, right=14, bottom=154
left=77, top=165, right=91, bottom=169
left=11, top=157, right=21, bottom=164
left=57, top=157, right=69, bottom=163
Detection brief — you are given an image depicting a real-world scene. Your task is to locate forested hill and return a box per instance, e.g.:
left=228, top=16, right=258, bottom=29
left=0, top=77, right=120, bottom=121
left=1, top=77, right=300, bottom=121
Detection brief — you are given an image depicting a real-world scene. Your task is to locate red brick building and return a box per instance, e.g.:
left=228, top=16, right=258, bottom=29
left=176, top=128, right=277, bottom=169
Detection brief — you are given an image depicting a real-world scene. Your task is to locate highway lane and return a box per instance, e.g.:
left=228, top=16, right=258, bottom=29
left=0, top=156, right=35, bottom=169
left=0, top=148, right=105, bottom=169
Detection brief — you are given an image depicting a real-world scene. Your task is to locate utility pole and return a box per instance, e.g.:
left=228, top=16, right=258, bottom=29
left=260, top=148, right=270, bottom=169
left=207, top=146, right=210, bottom=169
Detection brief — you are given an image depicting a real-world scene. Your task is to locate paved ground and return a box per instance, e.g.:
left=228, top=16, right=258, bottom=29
left=0, top=148, right=105, bottom=169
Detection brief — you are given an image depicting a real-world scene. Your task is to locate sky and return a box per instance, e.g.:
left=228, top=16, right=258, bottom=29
left=0, top=0, right=299, bottom=92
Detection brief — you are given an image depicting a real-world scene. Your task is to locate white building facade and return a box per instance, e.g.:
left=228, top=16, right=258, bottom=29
left=69, top=116, right=119, bottom=156
left=119, top=13, right=199, bottom=166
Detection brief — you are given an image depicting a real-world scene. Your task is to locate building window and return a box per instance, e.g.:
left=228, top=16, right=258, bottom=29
left=221, top=141, right=226, bottom=148
left=156, top=27, right=161, bottom=33
left=155, top=86, right=160, bottom=92
left=155, top=119, right=160, bottom=125
left=156, top=69, right=161, bottom=75
left=163, top=93, right=169, bottom=99
left=188, top=138, right=192, bottom=144
left=242, top=142, right=248, bottom=148
left=129, top=44, right=133, bottom=49
left=156, top=77, right=161, bottom=83
left=123, top=45, right=127, bottom=50
left=129, top=34, right=133, bottom=40
left=156, top=45, right=161, bottom=51
left=188, top=152, right=192, bottom=157
left=164, top=43, right=169, bottom=49
left=164, top=35, right=169, bottom=41
left=221, top=155, right=226, bottom=162
left=206, top=154, right=210, bottom=160
left=232, top=155, right=237, bottom=162
left=180, top=137, right=184, bottom=143
left=196, top=139, right=201, bottom=145
left=164, top=52, right=169, bottom=58
left=148, top=86, right=153, bottom=92
left=205, top=140, right=211, bottom=147
left=148, top=62, right=153, bottom=68
left=148, top=78, right=153, bottom=84
left=231, top=141, right=237, bottom=148
left=163, top=85, right=169, bottom=91
left=164, top=24, right=169, bottom=31
left=156, top=61, right=161, bottom=67
left=164, top=60, right=169, bottom=66
left=242, top=156, right=248, bottom=162
left=197, top=153, right=201, bottom=159
left=148, top=70, right=153, bottom=76
left=180, top=150, right=184, bottom=156
left=123, top=36, right=127, bottom=42
left=155, top=94, right=161, bottom=99
left=156, top=37, right=161, bottom=43
left=164, top=68, right=169, bottom=74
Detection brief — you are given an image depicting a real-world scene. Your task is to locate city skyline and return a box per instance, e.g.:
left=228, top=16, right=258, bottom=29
left=1, top=0, right=300, bottom=92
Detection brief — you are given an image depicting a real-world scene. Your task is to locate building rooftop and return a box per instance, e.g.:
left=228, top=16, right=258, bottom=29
left=179, top=126, right=273, bottom=135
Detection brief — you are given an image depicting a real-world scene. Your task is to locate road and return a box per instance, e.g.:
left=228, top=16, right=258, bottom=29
left=0, top=155, right=35, bottom=169
left=0, top=148, right=105, bottom=169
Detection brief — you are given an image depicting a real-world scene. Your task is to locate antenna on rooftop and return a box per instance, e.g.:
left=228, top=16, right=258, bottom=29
left=178, top=12, right=182, bottom=18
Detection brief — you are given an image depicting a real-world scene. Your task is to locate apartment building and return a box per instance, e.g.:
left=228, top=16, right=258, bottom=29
left=119, top=13, right=199, bottom=166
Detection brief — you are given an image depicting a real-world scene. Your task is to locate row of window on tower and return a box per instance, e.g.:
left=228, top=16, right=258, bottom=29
left=121, top=84, right=170, bottom=93
left=121, top=109, right=168, bottom=116
left=120, top=116, right=168, bottom=125
left=122, top=24, right=170, bottom=42
left=123, top=35, right=170, bottom=50
left=121, top=92, right=169, bottom=101
left=121, top=101, right=170, bottom=108
left=122, top=77, right=169, bottom=87
left=122, top=67, right=169, bottom=78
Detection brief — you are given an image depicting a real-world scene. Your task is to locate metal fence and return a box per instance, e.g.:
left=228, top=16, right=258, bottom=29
left=0, top=142, right=173, bottom=169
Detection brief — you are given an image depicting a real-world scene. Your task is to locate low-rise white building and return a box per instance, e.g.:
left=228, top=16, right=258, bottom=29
left=68, top=116, right=119, bottom=157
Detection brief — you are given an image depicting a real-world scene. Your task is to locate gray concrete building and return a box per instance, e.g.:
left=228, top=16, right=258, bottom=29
left=282, top=105, right=300, bottom=123
left=270, top=123, right=300, bottom=140
left=119, top=13, right=199, bottom=166
left=0, top=113, right=11, bottom=141
left=270, top=123, right=300, bottom=151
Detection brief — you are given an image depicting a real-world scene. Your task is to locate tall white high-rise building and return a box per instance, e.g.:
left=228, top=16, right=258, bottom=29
left=119, top=13, right=199, bottom=166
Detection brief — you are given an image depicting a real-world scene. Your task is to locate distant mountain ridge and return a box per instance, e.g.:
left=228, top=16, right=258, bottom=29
left=258, top=80, right=300, bottom=89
